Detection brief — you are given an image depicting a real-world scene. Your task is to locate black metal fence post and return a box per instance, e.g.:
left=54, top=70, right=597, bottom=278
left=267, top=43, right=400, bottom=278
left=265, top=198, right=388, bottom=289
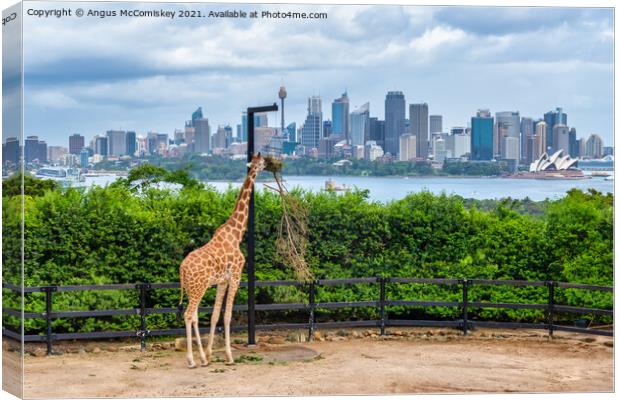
left=379, top=277, right=386, bottom=336
left=42, top=286, right=57, bottom=355
left=307, top=280, right=316, bottom=342
left=547, top=281, right=556, bottom=337
left=136, top=283, right=151, bottom=351
left=461, top=279, right=469, bottom=336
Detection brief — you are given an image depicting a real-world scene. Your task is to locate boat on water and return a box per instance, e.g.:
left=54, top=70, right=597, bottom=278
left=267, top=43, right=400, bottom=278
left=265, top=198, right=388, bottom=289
left=324, top=178, right=351, bottom=192
left=36, top=167, right=85, bottom=185
left=604, top=175, right=614, bottom=181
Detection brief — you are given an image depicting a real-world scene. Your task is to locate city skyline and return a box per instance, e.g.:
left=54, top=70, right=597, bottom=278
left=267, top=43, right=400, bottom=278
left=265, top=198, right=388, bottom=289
left=11, top=4, right=612, bottom=147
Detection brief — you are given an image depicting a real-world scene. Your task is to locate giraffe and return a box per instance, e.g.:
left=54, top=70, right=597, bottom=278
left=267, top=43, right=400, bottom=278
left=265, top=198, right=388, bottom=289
left=178, top=153, right=266, bottom=369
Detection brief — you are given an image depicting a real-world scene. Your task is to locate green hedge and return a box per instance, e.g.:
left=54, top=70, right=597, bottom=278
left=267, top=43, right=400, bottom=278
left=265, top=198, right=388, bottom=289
left=2, top=174, right=613, bottom=334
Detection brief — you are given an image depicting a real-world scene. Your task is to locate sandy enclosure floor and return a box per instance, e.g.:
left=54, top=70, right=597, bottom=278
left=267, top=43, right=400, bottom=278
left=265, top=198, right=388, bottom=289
left=5, top=328, right=614, bottom=398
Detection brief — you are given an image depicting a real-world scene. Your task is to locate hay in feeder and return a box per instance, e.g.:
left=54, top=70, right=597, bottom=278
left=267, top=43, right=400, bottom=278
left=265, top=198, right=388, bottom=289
left=263, top=156, right=313, bottom=283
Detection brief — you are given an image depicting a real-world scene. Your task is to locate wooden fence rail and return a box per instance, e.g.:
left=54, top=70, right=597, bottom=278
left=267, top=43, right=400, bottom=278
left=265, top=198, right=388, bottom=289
left=2, top=278, right=613, bottom=355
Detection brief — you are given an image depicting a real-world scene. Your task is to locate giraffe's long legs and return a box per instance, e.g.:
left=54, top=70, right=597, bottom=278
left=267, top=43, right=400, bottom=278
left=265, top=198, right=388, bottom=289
left=223, top=281, right=239, bottom=365
left=192, top=309, right=207, bottom=366
left=184, top=299, right=199, bottom=369
left=206, top=283, right=228, bottom=363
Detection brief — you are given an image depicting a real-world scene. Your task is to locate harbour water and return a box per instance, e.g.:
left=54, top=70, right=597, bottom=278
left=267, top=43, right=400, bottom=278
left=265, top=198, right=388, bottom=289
left=74, top=174, right=614, bottom=202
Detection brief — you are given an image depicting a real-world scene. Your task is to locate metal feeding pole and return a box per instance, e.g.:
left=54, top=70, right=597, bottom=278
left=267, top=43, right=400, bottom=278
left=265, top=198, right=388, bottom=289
left=246, top=103, right=278, bottom=345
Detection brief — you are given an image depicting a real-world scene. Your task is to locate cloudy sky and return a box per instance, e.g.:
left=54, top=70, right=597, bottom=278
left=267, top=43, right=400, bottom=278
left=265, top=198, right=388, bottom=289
left=18, top=2, right=614, bottom=146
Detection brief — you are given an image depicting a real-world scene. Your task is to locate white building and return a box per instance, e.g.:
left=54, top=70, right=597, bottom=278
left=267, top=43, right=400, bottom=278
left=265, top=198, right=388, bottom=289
left=364, top=140, right=384, bottom=161
left=399, top=134, right=416, bottom=161
left=502, top=136, right=520, bottom=160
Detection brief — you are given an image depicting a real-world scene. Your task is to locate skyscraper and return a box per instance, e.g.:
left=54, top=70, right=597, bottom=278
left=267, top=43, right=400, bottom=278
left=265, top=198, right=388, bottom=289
left=106, top=130, right=127, bottom=156
left=69, top=134, right=85, bottom=155
left=520, top=117, right=534, bottom=162
left=350, top=102, right=370, bottom=146
left=25, top=136, right=40, bottom=163
left=399, top=134, right=416, bottom=161
left=94, top=136, right=108, bottom=156
left=568, top=127, right=578, bottom=157
left=37, top=140, right=47, bottom=163
left=384, top=91, right=406, bottom=156
left=552, top=124, right=570, bottom=155
left=126, top=131, right=136, bottom=157
left=429, top=115, right=443, bottom=135
left=585, top=134, right=604, bottom=158
left=2, top=137, right=20, bottom=166
left=194, top=117, right=211, bottom=153
left=471, top=109, right=494, bottom=160
left=369, top=118, right=385, bottom=150
left=543, top=107, right=567, bottom=151
left=332, top=92, right=350, bottom=141
left=301, top=96, right=323, bottom=150
left=286, top=122, right=297, bottom=142
left=410, top=103, right=429, bottom=159
left=495, top=111, right=520, bottom=159
left=535, top=121, right=547, bottom=156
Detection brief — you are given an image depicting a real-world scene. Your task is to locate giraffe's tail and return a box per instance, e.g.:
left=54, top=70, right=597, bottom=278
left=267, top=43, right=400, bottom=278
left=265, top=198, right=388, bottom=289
left=177, top=282, right=185, bottom=324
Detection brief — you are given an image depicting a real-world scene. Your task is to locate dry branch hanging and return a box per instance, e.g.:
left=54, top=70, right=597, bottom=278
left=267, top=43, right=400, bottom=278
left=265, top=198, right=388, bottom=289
left=264, top=156, right=313, bottom=282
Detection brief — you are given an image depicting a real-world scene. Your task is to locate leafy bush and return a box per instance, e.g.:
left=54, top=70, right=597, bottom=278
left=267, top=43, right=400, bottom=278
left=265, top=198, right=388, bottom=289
left=2, top=175, right=613, bottom=334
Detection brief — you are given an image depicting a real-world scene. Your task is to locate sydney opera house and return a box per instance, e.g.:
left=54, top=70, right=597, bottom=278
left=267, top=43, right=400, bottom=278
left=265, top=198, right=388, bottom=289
left=523, top=150, right=585, bottom=179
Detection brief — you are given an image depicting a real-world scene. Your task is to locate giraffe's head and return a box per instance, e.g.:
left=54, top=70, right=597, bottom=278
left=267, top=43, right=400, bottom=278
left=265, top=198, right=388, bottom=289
left=247, top=152, right=266, bottom=172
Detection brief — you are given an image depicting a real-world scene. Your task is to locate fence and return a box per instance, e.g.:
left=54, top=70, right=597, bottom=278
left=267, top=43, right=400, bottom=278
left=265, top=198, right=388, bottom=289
left=2, top=277, right=613, bottom=355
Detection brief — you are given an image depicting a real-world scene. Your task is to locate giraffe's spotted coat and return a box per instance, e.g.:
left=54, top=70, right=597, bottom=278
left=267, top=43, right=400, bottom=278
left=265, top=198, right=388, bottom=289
left=178, top=154, right=266, bottom=368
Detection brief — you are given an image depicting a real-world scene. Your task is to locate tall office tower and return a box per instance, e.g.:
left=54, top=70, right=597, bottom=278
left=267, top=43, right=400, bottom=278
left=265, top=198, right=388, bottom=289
left=585, top=134, right=604, bottom=158
left=369, top=118, right=385, bottom=149
left=125, top=131, right=137, bottom=157
left=106, top=130, right=127, bottom=156
left=535, top=121, right=547, bottom=156
left=603, top=146, right=614, bottom=157
left=69, top=133, right=85, bottom=155
left=502, top=136, right=519, bottom=161
left=94, top=135, right=108, bottom=156
left=569, top=127, right=578, bottom=157
left=495, top=111, right=520, bottom=159
left=25, top=135, right=39, bottom=163
left=192, top=107, right=203, bottom=123
left=286, top=122, right=297, bottom=142
left=322, top=120, right=333, bottom=138
left=449, top=131, right=471, bottom=158
left=79, top=148, right=89, bottom=168
left=552, top=124, right=570, bottom=155
left=278, top=86, right=287, bottom=134
left=526, top=134, right=542, bottom=164
left=471, top=109, right=494, bottom=160
left=543, top=107, right=567, bottom=151
left=47, top=146, right=67, bottom=164
left=384, top=91, right=406, bottom=156
left=194, top=117, right=211, bottom=153
left=429, top=115, right=443, bottom=134
left=37, top=140, right=47, bottom=163
left=350, top=102, right=370, bottom=146
left=410, top=103, right=429, bottom=159
left=255, top=113, right=268, bottom=128
left=174, top=129, right=184, bottom=145
left=212, top=126, right=227, bottom=149
left=301, top=96, right=323, bottom=149
left=224, top=125, right=234, bottom=148
left=399, top=134, right=417, bottom=161
left=2, top=137, right=20, bottom=166
left=332, top=91, right=350, bottom=141
left=520, top=117, right=534, bottom=162
left=434, top=137, right=447, bottom=164
left=184, top=126, right=195, bottom=146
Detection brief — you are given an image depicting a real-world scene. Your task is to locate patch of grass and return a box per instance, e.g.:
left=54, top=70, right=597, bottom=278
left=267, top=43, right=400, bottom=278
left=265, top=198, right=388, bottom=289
left=233, top=339, right=245, bottom=345
left=268, top=360, right=288, bottom=366
left=234, top=354, right=263, bottom=364
left=211, top=368, right=226, bottom=373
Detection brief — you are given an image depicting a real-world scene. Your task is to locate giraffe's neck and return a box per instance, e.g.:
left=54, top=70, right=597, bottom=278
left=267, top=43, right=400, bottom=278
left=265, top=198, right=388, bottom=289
left=226, top=166, right=259, bottom=242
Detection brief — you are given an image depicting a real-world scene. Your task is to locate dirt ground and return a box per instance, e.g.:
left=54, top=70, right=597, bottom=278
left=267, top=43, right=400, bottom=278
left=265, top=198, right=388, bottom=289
left=3, top=328, right=614, bottom=398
